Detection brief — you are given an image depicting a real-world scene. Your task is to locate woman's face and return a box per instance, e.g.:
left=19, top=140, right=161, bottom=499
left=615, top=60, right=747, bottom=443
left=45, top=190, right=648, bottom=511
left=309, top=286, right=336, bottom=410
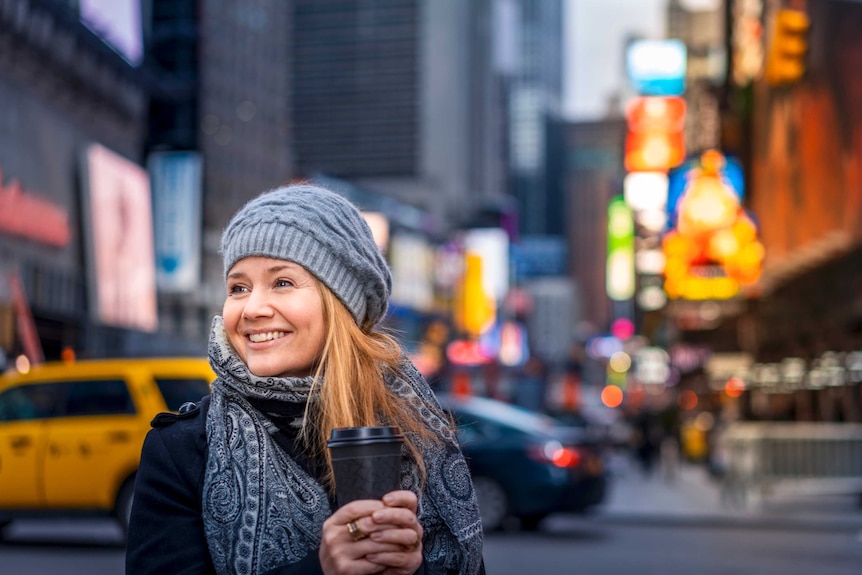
left=223, top=256, right=326, bottom=378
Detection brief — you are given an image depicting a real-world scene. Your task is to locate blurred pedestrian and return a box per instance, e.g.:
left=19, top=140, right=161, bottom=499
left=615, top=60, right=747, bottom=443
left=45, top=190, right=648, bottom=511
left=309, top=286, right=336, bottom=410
left=126, top=183, right=485, bottom=575
left=513, top=355, right=547, bottom=412
left=633, top=409, right=661, bottom=477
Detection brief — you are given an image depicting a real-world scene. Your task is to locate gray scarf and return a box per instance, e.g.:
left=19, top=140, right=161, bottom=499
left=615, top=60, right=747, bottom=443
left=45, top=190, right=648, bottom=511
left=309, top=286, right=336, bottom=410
left=202, top=317, right=484, bottom=574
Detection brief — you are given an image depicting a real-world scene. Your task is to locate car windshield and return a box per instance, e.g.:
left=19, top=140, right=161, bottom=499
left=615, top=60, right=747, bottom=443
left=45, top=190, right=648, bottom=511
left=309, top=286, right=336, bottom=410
left=155, top=377, right=213, bottom=411
left=442, top=395, right=564, bottom=435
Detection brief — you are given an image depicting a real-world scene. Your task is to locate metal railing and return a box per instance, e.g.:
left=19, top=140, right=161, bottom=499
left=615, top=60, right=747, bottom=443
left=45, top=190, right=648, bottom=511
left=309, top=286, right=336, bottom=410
left=718, top=422, right=862, bottom=508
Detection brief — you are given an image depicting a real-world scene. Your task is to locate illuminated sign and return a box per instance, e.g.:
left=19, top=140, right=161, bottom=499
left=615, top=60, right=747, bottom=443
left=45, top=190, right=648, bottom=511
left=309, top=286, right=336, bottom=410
left=80, top=0, right=143, bottom=66
left=626, top=96, right=687, bottom=132
left=446, top=339, right=494, bottom=367
left=668, top=151, right=744, bottom=226
left=625, top=97, right=687, bottom=172
left=662, top=151, right=764, bottom=300
left=626, top=39, right=687, bottom=96
left=454, top=253, right=497, bottom=338
left=0, top=169, right=71, bottom=248
left=362, top=212, right=390, bottom=254
left=149, top=151, right=203, bottom=294
left=624, top=172, right=668, bottom=212
left=389, top=232, right=434, bottom=313
left=732, top=0, right=765, bottom=85
left=606, top=197, right=635, bottom=301
left=463, top=228, right=510, bottom=301
left=81, top=144, right=158, bottom=332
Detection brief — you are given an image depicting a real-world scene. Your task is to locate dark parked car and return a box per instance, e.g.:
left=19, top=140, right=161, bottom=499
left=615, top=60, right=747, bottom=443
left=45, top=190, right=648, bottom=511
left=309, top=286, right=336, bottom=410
left=438, top=394, right=607, bottom=532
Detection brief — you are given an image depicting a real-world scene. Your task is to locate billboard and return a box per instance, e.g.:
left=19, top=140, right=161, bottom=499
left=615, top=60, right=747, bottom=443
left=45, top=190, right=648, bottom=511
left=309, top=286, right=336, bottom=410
left=606, top=197, right=635, bottom=301
left=81, top=144, right=157, bottom=332
left=79, top=0, right=143, bottom=66
left=626, top=39, right=687, bottom=96
left=463, top=228, right=510, bottom=301
left=511, top=235, right=568, bottom=279
left=389, top=232, right=434, bottom=313
left=624, top=96, right=687, bottom=172
left=667, top=153, right=744, bottom=226
left=148, top=151, right=203, bottom=293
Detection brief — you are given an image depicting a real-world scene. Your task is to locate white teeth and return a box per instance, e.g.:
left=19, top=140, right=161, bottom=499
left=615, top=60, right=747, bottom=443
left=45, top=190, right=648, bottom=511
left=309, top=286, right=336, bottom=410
left=248, top=331, right=285, bottom=343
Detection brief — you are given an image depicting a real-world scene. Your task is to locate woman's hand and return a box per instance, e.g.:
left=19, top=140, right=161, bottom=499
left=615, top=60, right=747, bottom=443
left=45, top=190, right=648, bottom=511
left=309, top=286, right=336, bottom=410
left=319, top=492, right=422, bottom=575
left=365, top=490, right=423, bottom=575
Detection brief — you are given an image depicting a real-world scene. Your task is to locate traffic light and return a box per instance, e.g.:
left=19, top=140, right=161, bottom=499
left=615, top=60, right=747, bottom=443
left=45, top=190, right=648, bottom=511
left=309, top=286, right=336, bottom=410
left=765, top=9, right=810, bottom=86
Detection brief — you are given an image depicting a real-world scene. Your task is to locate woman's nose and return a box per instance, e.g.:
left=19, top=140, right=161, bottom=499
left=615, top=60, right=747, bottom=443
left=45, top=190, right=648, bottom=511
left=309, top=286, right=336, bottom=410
left=242, top=288, right=275, bottom=319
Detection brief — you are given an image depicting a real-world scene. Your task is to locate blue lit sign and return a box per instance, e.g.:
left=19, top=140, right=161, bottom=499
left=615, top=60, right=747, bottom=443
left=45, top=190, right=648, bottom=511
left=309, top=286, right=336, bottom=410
left=626, top=39, right=687, bottom=96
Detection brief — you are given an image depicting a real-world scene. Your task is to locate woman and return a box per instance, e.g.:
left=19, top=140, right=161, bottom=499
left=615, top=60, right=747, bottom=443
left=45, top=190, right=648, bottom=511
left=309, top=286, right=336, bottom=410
left=126, top=184, right=485, bottom=575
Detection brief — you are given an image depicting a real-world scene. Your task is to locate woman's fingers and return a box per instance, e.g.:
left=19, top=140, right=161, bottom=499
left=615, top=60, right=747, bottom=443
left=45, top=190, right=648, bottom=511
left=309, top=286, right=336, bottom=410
left=369, top=526, right=422, bottom=550
left=320, top=500, right=389, bottom=574
left=319, top=495, right=422, bottom=575
left=381, top=490, right=418, bottom=513
left=329, top=499, right=387, bottom=524
left=365, top=528, right=423, bottom=575
left=371, top=506, right=421, bottom=532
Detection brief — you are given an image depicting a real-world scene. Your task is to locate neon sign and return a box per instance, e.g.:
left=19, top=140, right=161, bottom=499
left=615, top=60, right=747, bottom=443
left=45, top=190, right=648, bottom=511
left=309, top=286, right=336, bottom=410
left=0, top=168, right=71, bottom=248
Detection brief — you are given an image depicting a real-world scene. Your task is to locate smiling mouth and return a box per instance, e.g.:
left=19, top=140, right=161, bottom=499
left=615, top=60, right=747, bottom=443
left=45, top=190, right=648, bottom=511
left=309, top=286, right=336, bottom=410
left=248, top=331, right=286, bottom=343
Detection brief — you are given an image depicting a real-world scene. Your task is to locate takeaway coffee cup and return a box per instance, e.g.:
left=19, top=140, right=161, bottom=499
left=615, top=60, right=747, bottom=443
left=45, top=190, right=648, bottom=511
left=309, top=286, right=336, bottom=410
left=327, top=426, right=404, bottom=507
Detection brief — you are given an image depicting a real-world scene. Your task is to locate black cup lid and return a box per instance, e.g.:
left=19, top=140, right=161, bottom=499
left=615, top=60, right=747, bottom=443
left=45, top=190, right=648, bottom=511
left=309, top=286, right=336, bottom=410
left=328, top=425, right=404, bottom=446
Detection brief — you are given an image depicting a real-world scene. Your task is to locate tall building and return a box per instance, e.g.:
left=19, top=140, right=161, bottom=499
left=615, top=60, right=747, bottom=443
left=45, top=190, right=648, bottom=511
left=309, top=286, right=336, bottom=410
left=506, top=0, right=565, bottom=236
left=563, top=117, right=627, bottom=333
left=144, top=0, right=567, bottom=353
left=290, top=0, right=511, bottom=228
left=666, top=0, right=726, bottom=155
left=145, top=0, right=294, bottom=339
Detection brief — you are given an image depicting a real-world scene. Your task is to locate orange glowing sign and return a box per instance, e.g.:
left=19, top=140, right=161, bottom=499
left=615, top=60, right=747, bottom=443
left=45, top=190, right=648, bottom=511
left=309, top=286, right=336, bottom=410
left=624, top=97, right=687, bottom=172
left=625, top=129, right=686, bottom=172
left=662, top=151, right=764, bottom=300
left=625, top=96, right=686, bottom=131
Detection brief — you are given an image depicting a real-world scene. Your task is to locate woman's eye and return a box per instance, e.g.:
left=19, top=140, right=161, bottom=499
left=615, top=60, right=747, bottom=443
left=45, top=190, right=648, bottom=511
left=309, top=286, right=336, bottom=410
left=228, top=284, right=249, bottom=295
left=275, top=279, right=294, bottom=288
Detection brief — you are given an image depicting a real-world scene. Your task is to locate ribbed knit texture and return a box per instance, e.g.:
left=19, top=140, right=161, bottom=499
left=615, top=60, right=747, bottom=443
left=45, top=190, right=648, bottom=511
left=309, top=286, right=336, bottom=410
left=220, top=184, right=392, bottom=328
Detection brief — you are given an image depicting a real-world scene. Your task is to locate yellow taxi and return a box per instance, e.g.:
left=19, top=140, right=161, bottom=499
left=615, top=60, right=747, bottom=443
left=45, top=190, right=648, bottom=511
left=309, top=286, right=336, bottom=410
left=0, top=357, right=215, bottom=536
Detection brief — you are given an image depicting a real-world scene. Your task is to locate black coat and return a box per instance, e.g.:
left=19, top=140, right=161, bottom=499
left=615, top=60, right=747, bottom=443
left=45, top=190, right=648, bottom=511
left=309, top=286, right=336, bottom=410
left=125, top=396, right=324, bottom=575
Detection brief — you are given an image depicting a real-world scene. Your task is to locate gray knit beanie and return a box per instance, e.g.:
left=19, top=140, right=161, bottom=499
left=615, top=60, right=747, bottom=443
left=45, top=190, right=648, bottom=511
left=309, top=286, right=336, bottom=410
left=220, top=184, right=392, bottom=328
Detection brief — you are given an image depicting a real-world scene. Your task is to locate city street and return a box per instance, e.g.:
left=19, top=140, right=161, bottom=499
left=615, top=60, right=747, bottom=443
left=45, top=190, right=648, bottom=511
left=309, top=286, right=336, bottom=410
left=2, top=514, right=861, bottom=574
left=484, top=518, right=862, bottom=574
left=3, top=458, right=862, bottom=575
left=2, top=1, right=862, bottom=574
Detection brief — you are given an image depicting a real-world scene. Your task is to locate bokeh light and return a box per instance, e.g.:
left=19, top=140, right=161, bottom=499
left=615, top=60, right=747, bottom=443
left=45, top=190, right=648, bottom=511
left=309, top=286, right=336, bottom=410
left=15, top=354, right=31, bottom=374
left=601, top=384, right=624, bottom=408
left=677, top=389, right=698, bottom=410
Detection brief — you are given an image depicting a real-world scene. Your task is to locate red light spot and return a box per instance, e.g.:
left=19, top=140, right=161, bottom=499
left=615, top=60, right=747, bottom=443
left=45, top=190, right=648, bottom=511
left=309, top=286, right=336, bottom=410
left=678, top=389, right=698, bottom=410
left=552, top=447, right=581, bottom=468
left=725, top=376, right=745, bottom=398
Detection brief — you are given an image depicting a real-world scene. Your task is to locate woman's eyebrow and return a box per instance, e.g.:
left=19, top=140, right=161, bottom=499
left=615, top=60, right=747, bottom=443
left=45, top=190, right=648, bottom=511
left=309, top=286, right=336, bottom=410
left=266, top=265, right=294, bottom=273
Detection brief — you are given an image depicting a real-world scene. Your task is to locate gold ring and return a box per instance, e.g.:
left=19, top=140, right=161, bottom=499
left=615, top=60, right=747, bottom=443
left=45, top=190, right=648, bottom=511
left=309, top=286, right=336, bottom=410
left=346, top=520, right=368, bottom=542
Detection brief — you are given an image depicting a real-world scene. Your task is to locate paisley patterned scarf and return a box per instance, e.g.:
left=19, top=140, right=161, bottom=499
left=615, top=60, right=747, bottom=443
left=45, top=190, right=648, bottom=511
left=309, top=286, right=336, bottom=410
left=202, top=316, right=484, bottom=574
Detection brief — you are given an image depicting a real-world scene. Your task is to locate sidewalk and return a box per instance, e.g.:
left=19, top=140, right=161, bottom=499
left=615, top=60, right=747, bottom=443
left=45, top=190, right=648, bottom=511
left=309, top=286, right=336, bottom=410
left=591, top=453, right=862, bottom=531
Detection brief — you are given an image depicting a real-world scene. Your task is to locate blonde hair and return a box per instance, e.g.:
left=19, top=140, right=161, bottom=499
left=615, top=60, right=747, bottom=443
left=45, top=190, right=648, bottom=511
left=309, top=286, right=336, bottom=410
left=302, top=283, right=439, bottom=491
